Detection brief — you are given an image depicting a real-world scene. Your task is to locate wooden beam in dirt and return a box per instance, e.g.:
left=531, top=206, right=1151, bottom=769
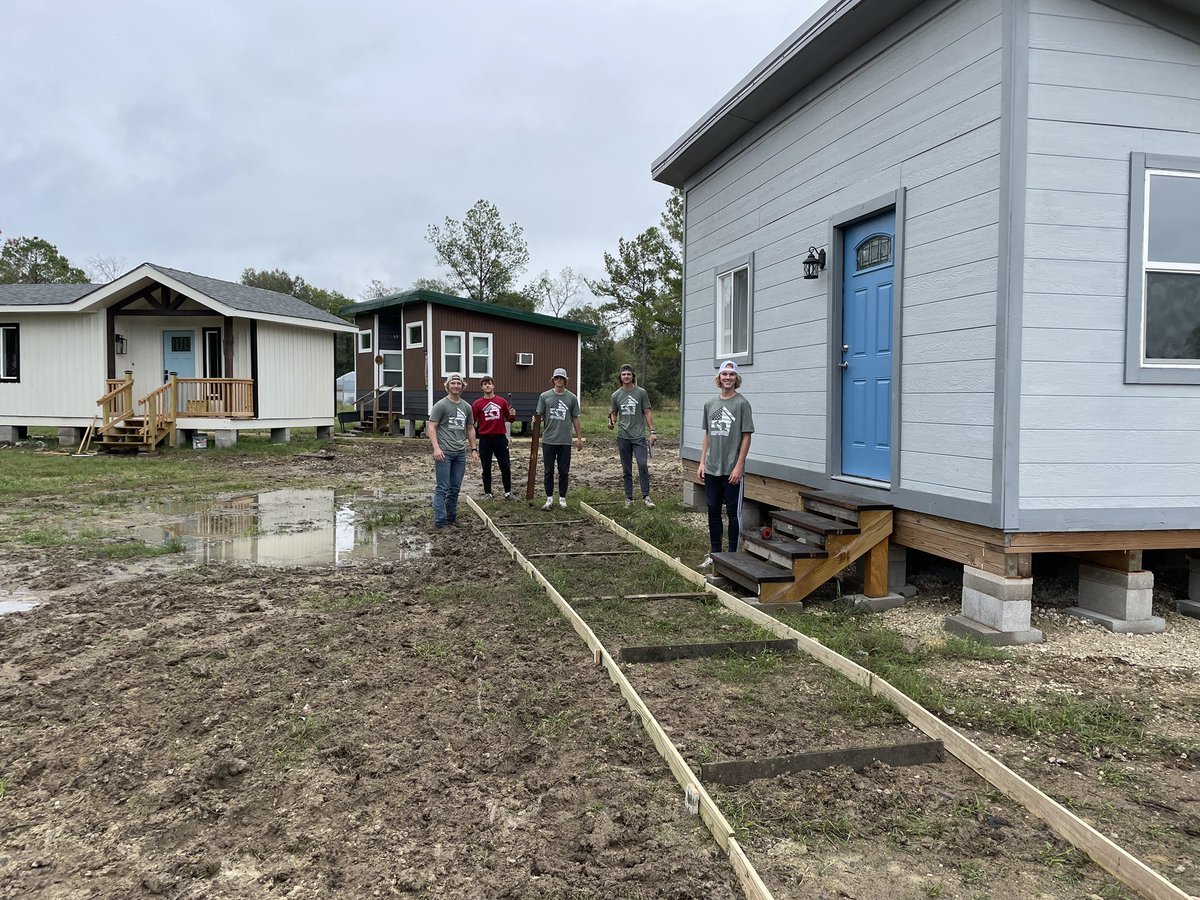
left=501, top=519, right=587, bottom=527
left=525, top=550, right=641, bottom=558
left=573, top=592, right=711, bottom=602
left=619, top=638, right=797, bottom=664
left=463, top=495, right=774, bottom=900
left=701, top=740, right=944, bottom=786
left=579, top=501, right=1193, bottom=900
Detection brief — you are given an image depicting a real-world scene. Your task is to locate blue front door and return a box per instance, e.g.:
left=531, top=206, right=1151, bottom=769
left=840, top=212, right=895, bottom=482
left=163, top=330, right=196, bottom=381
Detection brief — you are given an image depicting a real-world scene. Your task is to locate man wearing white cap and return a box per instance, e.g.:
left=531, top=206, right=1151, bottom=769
left=534, top=367, right=584, bottom=509
left=698, top=360, right=754, bottom=566
left=428, top=372, right=477, bottom=529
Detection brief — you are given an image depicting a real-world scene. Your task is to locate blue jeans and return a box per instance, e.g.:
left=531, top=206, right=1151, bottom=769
left=704, top=474, right=744, bottom=554
left=617, top=437, right=650, bottom=500
left=433, top=450, right=466, bottom=527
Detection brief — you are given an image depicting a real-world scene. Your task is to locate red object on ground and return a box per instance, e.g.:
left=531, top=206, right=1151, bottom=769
left=761, top=526, right=773, bottom=540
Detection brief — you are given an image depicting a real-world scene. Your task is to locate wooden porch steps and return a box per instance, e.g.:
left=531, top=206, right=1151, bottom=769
left=96, top=417, right=168, bottom=453
left=710, top=489, right=894, bottom=605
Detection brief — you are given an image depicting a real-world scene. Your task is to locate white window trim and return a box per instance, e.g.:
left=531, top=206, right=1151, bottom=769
left=714, top=251, right=754, bottom=367
left=440, top=330, right=466, bottom=377
left=0, top=324, right=17, bottom=381
left=381, top=351, right=403, bottom=388
left=406, top=321, right=424, bottom=349
left=1125, top=153, right=1200, bottom=384
left=468, top=331, right=493, bottom=379
left=358, top=329, right=372, bottom=354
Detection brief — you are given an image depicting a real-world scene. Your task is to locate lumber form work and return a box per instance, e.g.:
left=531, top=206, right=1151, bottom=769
left=619, top=638, right=798, bottom=664
left=465, top=496, right=774, bottom=900
left=525, top=550, right=640, bottom=558
left=701, top=740, right=944, bottom=786
left=579, top=502, right=1194, bottom=900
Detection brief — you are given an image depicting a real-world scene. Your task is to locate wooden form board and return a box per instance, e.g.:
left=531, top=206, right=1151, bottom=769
left=701, top=740, right=944, bottom=786
left=619, top=638, right=798, bottom=664
left=465, top=496, right=773, bottom=900
left=578, top=501, right=1194, bottom=900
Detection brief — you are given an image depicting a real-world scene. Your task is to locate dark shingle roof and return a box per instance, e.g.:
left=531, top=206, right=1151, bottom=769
left=347, top=289, right=598, bottom=335
left=0, top=283, right=100, bottom=305
left=150, top=265, right=350, bottom=327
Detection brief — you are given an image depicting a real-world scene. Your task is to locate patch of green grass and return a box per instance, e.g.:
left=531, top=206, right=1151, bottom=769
left=413, top=641, right=450, bottom=658
left=957, top=861, right=985, bottom=885
left=274, top=715, right=322, bottom=770
left=1039, top=840, right=1086, bottom=882
left=13, top=527, right=72, bottom=548
left=697, top=650, right=784, bottom=685
left=1098, top=764, right=1137, bottom=787
left=358, top=506, right=407, bottom=530
left=0, top=777, right=8, bottom=798
left=533, top=708, right=578, bottom=737
left=935, top=635, right=1011, bottom=661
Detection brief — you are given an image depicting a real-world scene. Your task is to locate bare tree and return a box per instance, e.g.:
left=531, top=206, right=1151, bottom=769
left=527, top=266, right=585, bottom=317
left=85, top=255, right=128, bottom=283
left=361, top=278, right=400, bottom=301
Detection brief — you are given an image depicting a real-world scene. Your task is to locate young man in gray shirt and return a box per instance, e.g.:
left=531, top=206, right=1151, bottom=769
left=608, top=364, right=657, bottom=508
left=534, top=367, right=584, bottom=509
left=428, top=372, right=477, bottom=529
left=698, top=360, right=754, bottom=566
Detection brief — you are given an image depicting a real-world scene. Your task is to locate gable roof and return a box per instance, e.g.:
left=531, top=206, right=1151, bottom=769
left=0, top=263, right=355, bottom=332
left=347, top=289, right=598, bottom=335
left=651, top=0, right=1200, bottom=188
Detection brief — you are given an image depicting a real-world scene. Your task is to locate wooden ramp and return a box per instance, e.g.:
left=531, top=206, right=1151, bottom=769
left=712, top=487, right=893, bottom=605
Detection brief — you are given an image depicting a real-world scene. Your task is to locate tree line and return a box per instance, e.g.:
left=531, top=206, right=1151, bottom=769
left=0, top=191, right=683, bottom=398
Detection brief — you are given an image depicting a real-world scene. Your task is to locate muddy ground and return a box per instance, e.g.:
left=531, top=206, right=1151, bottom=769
left=1, top=434, right=1198, bottom=899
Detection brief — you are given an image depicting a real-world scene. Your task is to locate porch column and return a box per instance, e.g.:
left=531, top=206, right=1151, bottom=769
left=1181, top=556, right=1200, bottom=619
left=945, top=566, right=1043, bottom=645
left=1067, top=565, right=1165, bottom=633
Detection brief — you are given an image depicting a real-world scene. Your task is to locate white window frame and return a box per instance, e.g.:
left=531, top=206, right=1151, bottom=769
left=0, top=324, right=18, bottom=382
left=714, top=252, right=754, bottom=366
left=468, top=331, right=493, bottom=379
left=441, top=330, right=466, bottom=377
left=381, top=351, right=403, bottom=388
left=1126, top=153, right=1200, bottom=384
left=357, top=329, right=372, bottom=354
left=406, top=321, right=424, bottom=348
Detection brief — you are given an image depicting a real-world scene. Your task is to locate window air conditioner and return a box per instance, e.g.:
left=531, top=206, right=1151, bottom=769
left=516, top=352, right=534, bottom=366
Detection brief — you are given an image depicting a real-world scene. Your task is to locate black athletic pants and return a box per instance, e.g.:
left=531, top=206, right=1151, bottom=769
left=478, top=434, right=511, bottom=494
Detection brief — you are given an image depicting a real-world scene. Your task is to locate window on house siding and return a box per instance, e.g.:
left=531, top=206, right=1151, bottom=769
left=441, top=331, right=465, bottom=376
left=406, top=321, right=424, bottom=348
left=0, top=324, right=18, bottom=382
left=358, top=330, right=372, bottom=353
left=1126, top=155, right=1200, bottom=384
left=381, top=352, right=403, bottom=387
left=715, top=252, right=754, bottom=366
left=469, top=332, right=492, bottom=378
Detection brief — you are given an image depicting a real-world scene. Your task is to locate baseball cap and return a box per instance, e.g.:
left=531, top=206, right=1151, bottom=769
left=718, top=360, right=739, bottom=374
left=445, top=372, right=464, bottom=382
left=552, top=367, right=568, bottom=379
left=619, top=364, right=634, bottom=373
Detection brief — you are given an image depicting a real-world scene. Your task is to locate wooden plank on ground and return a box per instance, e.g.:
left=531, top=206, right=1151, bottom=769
left=619, top=638, right=797, bottom=664
left=573, top=592, right=711, bottom=602
left=502, top=519, right=587, bottom=527
left=580, top=501, right=1192, bottom=900
left=526, top=550, right=641, bottom=558
left=701, top=740, right=944, bottom=785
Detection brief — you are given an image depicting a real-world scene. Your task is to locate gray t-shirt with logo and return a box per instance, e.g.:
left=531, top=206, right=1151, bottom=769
left=610, top=385, right=652, bottom=441
left=702, top=393, right=754, bottom=476
left=536, top=389, right=580, bottom=446
left=430, top=397, right=472, bottom=453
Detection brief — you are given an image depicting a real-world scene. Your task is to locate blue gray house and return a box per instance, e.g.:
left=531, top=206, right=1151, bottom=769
left=653, top=0, right=1200, bottom=640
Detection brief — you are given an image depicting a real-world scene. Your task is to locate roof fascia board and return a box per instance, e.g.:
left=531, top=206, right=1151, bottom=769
left=348, top=291, right=597, bottom=334
left=1092, top=0, right=1200, bottom=44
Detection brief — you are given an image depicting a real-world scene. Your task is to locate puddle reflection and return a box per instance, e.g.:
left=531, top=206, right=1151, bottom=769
left=0, top=597, right=39, bottom=616
left=135, top=489, right=430, bottom=567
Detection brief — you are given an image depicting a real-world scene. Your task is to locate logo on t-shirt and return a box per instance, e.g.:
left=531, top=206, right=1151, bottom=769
left=481, top=400, right=503, bottom=423
left=709, top=406, right=735, bottom=437
left=619, top=395, right=639, bottom=416
left=447, top=408, right=467, bottom=430
left=547, top=399, right=569, bottom=422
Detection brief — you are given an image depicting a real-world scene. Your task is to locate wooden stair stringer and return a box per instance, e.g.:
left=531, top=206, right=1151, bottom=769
left=771, top=508, right=893, bottom=604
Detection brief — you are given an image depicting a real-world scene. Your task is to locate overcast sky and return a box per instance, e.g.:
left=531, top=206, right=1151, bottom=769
left=1, top=0, right=820, bottom=302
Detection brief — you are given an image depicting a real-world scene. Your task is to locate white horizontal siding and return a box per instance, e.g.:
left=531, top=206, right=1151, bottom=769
left=1020, top=0, right=1200, bottom=514
left=681, top=0, right=1004, bottom=496
left=255, top=322, right=335, bottom=419
left=0, top=314, right=106, bottom=418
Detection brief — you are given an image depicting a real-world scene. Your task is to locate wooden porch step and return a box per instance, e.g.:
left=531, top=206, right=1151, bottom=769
left=742, top=531, right=827, bottom=568
left=711, top=552, right=794, bottom=595
left=798, top=487, right=892, bottom=524
left=772, top=509, right=860, bottom=539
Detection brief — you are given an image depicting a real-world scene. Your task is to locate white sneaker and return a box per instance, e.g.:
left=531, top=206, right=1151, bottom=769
left=558, top=497, right=568, bottom=509
left=482, top=493, right=493, bottom=501
left=504, top=492, right=514, bottom=500
left=643, top=497, right=655, bottom=508
left=542, top=497, right=554, bottom=510
left=624, top=498, right=634, bottom=509
left=699, top=556, right=713, bottom=570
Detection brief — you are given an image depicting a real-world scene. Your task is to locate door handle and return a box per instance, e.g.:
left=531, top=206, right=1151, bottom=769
left=838, top=361, right=849, bottom=369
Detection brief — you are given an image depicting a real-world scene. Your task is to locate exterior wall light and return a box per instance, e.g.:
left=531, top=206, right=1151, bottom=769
left=803, top=247, right=826, bottom=280
left=114, top=334, right=129, bottom=355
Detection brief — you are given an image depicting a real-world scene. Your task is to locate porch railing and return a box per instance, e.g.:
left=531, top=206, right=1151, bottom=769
left=97, top=373, right=135, bottom=433
left=176, top=378, right=255, bottom=418
left=138, top=381, right=175, bottom=447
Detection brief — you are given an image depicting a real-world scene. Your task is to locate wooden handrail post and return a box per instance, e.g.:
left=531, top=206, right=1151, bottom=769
left=168, top=372, right=178, bottom=423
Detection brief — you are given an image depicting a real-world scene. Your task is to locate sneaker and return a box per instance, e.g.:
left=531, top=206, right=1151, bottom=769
left=482, top=493, right=493, bottom=501
left=643, top=497, right=655, bottom=509
left=624, top=498, right=634, bottom=509
left=503, top=492, right=514, bottom=500
left=542, top=497, right=554, bottom=511
left=699, top=556, right=713, bottom=570
left=558, top=497, right=568, bottom=509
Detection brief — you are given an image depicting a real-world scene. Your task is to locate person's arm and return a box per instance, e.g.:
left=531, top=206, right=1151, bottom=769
left=729, top=433, right=752, bottom=483
left=644, top=408, right=656, bottom=444
left=429, top=420, right=444, bottom=463
left=467, top=421, right=478, bottom=465
left=573, top=417, right=584, bottom=451
left=698, top=431, right=708, bottom=480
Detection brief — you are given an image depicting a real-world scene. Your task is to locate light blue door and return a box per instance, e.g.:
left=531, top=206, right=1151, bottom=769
left=163, top=330, right=196, bottom=381
left=840, top=212, right=895, bottom=481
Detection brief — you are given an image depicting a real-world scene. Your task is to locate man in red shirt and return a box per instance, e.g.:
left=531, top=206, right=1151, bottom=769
left=471, top=375, right=517, bottom=500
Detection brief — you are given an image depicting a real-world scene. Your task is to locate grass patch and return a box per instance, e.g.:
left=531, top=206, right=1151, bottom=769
left=0, top=777, right=8, bottom=798
left=722, top=793, right=853, bottom=845
left=274, top=715, right=323, bottom=770
left=696, top=650, right=784, bottom=685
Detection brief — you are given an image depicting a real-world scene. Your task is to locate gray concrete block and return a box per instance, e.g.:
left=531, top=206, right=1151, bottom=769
left=963, top=566, right=1032, bottom=601
left=316, top=425, right=333, bottom=441
left=945, top=614, right=1043, bottom=646
left=1078, top=564, right=1154, bottom=591
left=1189, top=557, right=1200, bottom=605
left=0, top=425, right=26, bottom=442
left=887, top=545, right=907, bottom=593
left=745, top=598, right=804, bottom=614
left=1077, top=566, right=1155, bottom=621
left=404, top=420, right=417, bottom=437
left=1178, top=597, right=1200, bottom=620
left=215, top=430, right=238, bottom=449
left=682, top=481, right=704, bottom=511
left=270, top=428, right=291, bottom=444
left=58, top=426, right=85, bottom=448
left=962, top=586, right=1032, bottom=633
left=1064, top=607, right=1166, bottom=634
left=848, top=592, right=905, bottom=613
left=740, top=501, right=765, bottom=529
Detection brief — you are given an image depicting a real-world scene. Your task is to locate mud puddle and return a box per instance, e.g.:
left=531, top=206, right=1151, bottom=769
left=131, top=488, right=429, bottom=567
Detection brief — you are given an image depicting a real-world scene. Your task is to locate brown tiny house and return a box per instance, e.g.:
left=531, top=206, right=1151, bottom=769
left=348, top=290, right=596, bottom=429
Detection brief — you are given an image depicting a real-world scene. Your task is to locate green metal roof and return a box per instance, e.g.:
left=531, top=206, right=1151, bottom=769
left=343, top=289, right=598, bottom=335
